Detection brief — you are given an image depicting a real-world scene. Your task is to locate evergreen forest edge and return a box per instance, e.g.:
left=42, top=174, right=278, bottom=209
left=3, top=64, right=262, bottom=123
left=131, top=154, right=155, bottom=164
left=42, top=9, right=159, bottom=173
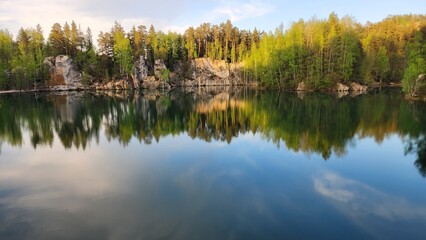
left=0, top=13, right=425, bottom=93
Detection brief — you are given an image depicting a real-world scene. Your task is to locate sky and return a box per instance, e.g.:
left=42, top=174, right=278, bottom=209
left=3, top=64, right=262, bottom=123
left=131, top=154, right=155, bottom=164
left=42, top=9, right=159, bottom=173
left=0, top=0, right=425, bottom=39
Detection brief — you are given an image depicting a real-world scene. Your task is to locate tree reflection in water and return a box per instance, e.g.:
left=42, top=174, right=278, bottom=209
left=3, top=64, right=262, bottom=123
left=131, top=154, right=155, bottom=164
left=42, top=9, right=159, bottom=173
left=0, top=88, right=425, bottom=176
left=405, top=136, right=426, bottom=177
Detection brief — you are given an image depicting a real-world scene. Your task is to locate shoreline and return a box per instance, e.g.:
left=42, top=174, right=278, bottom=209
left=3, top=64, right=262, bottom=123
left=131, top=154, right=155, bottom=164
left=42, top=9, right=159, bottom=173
left=0, top=84, right=404, bottom=96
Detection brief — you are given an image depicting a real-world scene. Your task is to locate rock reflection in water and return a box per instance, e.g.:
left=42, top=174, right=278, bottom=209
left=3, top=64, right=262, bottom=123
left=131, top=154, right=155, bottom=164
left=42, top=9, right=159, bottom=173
left=0, top=88, right=425, bottom=173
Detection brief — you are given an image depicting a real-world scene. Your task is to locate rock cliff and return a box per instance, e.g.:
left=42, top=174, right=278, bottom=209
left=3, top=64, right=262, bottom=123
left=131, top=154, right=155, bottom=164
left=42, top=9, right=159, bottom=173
left=44, top=55, right=83, bottom=90
left=407, top=74, right=426, bottom=101
left=172, top=58, right=242, bottom=87
left=350, top=82, right=368, bottom=92
left=131, top=55, right=149, bottom=89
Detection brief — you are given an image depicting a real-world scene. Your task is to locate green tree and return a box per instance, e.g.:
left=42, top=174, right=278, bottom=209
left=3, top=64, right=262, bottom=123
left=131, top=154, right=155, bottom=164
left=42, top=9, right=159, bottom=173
left=403, top=30, right=426, bottom=94
left=0, top=29, right=13, bottom=89
left=376, top=46, right=390, bottom=85
left=70, top=21, right=80, bottom=58
left=113, top=22, right=133, bottom=77
left=48, top=23, right=66, bottom=56
left=184, top=27, right=197, bottom=60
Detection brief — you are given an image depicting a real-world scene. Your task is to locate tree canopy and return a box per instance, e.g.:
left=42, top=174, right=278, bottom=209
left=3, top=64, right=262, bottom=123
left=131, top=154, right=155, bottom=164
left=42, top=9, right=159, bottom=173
left=0, top=14, right=425, bottom=91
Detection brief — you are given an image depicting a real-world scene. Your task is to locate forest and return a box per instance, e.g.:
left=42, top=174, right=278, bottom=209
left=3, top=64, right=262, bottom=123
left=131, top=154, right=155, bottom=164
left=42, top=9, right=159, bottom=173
left=0, top=13, right=425, bottom=91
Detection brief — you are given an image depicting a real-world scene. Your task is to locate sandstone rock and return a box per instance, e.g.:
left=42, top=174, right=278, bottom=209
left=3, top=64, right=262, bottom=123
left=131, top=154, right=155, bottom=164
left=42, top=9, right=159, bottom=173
left=171, top=58, right=243, bottom=87
left=336, top=83, right=349, bottom=91
left=337, top=91, right=349, bottom=98
left=94, top=83, right=104, bottom=90
left=408, top=74, right=426, bottom=100
left=44, top=55, right=83, bottom=90
left=350, top=82, right=368, bottom=92
left=193, top=58, right=229, bottom=79
left=153, top=59, right=171, bottom=83
left=131, top=56, right=149, bottom=89
left=95, top=79, right=132, bottom=90
left=43, top=57, right=55, bottom=71
left=141, top=76, right=170, bottom=89
left=297, top=82, right=306, bottom=91
left=154, top=59, right=167, bottom=73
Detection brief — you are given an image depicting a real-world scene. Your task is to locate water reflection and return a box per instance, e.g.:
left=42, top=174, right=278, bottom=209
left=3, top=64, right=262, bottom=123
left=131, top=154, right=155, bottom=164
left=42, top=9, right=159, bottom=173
left=314, top=172, right=426, bottom=239
left=0, top=89, right=425, bottom=169
left=1, top=88, right=426, bottom=239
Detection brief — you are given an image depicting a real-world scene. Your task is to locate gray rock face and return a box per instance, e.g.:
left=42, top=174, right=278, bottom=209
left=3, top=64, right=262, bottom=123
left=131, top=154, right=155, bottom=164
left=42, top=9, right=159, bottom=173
left=43, top=57, right=55, bottom=71
left=44, top=55, right=83, bottom=90
left=172, top=58, right=242, bottom=87
left=142, top=76, right=171, bottom=90
left=408, top=74, right=426, bottom=100
left=154, top=59, right=168, bottom=81
left=154, top=59, right=167, bottom=73
left=131, top=56, right=149, bottom=89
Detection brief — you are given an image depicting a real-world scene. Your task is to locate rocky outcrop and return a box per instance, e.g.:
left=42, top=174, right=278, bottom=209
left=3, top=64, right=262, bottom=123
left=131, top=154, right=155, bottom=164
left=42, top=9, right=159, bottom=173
left=44, top=55, right=83, bottom=90
left=154, top=59, right=167, bottom=78
left=95, top=58, right=171, bottom=90
left=407, top=74, right=426, bottom=100
left=296, top=82, right=308, bottom=92
left=131, top=56, right=149, bottom=89
left=130, top=58, right=171, bottom=89
left=95, top=79, right=132, bottom=90
left=350, top=82, right=368, bottom=92
left=141, top=76, right=171, bottom=89
left=336, top=83, right=349, bottom=91
left=172, top=58, right=243, bottom=87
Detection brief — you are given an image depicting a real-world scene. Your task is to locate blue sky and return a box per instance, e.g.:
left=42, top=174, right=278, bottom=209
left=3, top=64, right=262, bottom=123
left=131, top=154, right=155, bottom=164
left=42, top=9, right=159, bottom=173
left=0, top=0, right=425, bottom=38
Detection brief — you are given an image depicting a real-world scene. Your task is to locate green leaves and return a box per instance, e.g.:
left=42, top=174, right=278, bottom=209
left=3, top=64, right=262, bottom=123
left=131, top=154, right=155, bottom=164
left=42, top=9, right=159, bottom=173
left=113, top=25, right=133, bottom=76
left=402, top=31, right=426, bottom=94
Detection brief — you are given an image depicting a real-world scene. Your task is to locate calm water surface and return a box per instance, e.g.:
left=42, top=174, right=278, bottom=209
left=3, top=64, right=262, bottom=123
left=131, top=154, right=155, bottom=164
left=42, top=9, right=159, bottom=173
left=0, top=89, right=425, bottom=239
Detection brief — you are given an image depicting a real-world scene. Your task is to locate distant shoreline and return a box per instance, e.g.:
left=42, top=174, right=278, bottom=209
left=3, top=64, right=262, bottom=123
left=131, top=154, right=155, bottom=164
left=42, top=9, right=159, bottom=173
left=0, top=84, right=404, bottom=96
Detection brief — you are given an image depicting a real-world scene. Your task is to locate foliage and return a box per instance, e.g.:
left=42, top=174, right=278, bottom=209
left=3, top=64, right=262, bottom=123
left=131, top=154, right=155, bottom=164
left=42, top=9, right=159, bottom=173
left=0, top=14, right=425, bottom=90
left=243, top=14, right=426, bottom=89
left=0, top=29, right=13, bottom=89
left=1, top=90, right=426, bottom=176
left=402, top=29, right=426, bottom=93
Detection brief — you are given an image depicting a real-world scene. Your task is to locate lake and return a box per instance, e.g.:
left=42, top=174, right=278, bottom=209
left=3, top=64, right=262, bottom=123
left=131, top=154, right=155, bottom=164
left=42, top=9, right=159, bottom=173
left=0, top=88, right=425, bottom=240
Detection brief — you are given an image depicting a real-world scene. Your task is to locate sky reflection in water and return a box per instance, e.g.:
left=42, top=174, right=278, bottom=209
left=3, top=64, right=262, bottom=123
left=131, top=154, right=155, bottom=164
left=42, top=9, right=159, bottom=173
left=0, top=89, right=425, bottom=239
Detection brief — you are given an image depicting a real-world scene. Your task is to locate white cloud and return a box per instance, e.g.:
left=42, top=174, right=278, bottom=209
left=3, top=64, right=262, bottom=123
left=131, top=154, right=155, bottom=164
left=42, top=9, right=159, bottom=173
left=0, top=0, right=110, bottom=39
left=0, top=0, right=193, bottom=39
left=0, top=0, right=275, bottom=40
left=314, top=172, right=426, bottom=220
left=213, top=0, right=273, bottom=22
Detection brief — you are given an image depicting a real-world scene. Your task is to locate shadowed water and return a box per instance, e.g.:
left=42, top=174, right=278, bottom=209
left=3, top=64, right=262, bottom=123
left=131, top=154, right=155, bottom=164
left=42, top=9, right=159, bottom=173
left=0, top=88, right=425, bottom=239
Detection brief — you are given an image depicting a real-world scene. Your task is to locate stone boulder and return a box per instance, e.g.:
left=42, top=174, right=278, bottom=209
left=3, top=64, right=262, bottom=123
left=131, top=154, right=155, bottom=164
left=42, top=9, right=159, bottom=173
left=142, top=76, right=170, bottom=89
left=95, top=79, right=132, bottom=90
left=350, top=82, right=368, bottom=92
left=337, top=91, right=349, bottom=98
left=408, top=74, right=426, bottom=100
left=193, top=58, right=229, bottom=79
left=336, top=83, right=349, bottom=91
left=297, top=82, right=307, bottom=91
left=131, top=56, right=149, bottom=89
left=43, top=57, right=55, bottom=71
left=154, top=59, right=167, bottom=73
left=171, top=58, right=242, bottom=87
left=44, top=55, right=83, bottom=90
left=154, top=59, right=169, bottom=81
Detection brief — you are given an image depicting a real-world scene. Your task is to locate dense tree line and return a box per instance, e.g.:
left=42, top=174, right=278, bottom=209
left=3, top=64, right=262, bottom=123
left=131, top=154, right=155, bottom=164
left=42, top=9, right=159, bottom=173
left=244, top=13, right=426, bottom=90
left=0, top=14, right=425, bottom=91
